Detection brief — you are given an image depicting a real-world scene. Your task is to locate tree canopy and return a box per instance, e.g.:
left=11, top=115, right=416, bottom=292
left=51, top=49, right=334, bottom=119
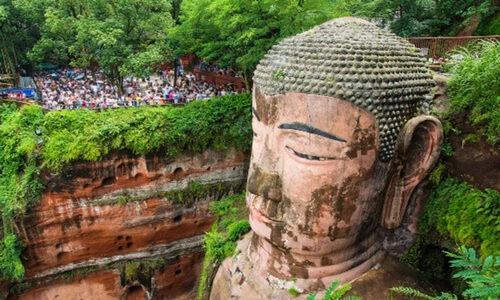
left=172, top=0, right=348, bottom=87
left=0, top=0, right=499, bottom=90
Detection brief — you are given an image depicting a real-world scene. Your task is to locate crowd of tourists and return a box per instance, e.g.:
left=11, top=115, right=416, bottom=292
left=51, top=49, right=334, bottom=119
left=197, top=62, right=239, bottom=77
left=28, top=67, right=241, bottom=110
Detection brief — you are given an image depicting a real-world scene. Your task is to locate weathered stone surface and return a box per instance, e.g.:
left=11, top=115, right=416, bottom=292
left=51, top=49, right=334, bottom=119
left=8, top=148, right=247, bottom=299
left=211, top=234, right=437, bottom=299
left=152, top=251, right=204, bottom=299
left=448, top=112, right=500, bottom=191
left=17, top=271, right=121, bottom=300
left=211, top=17, right=443, bottom=299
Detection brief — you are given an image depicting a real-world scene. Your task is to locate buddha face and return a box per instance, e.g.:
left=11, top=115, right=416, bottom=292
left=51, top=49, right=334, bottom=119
left=247, top=86, right=388, bottom=256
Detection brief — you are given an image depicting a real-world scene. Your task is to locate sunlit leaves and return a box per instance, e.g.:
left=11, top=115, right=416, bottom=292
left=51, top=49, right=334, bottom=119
left=175, top=0, right=343, bottom=85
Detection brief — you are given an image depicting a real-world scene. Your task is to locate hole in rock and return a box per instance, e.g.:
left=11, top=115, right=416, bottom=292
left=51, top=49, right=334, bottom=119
left=154, top=226, right=158, bottom=231
left=175, top=269, right=182, bottom=276
left=102, top=177, right=116, bottom=187
left=127, top=242, right=133, bottom=249
left=173, top=215, right=182, bottom=223
left=134, top=173, right=144, bottom=179
left=55, top=243, right=62, bottom=249
left=194, top=220, right=198, bottom=224
left=117, top=236, right=123, bottom=240
left=126, top=285, right=145, bottom=300
left=206, top=166, right=211, bottom=171
left=56, top=251, right=69, bottom=261
left=233, top=167, right=236, bottom=171
left=173, top=167, right=183, bottom=177
left=118, top=246, right=123, bottom=251
left=126, top=236, right=132, bottom=241
left=83, top=184, right=91, bottom=189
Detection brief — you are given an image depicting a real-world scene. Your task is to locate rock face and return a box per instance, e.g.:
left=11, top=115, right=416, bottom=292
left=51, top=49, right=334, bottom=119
left=5, top=148, right=247, bottom=299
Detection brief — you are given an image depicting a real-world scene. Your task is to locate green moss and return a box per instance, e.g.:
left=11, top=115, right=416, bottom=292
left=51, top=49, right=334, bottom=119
left=163, top=180, right=246, bottom=205
left=429, top=163, right=446, bottom=185
left=288, top=287, right=301, bottom=297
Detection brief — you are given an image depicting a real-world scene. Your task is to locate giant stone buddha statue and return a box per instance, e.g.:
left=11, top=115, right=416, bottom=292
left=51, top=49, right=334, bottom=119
left=210, top=17, right=443, bottom=299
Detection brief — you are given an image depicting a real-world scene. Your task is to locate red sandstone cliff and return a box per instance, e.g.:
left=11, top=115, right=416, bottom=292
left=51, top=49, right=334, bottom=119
left=2, top=148, right=247, bottom=299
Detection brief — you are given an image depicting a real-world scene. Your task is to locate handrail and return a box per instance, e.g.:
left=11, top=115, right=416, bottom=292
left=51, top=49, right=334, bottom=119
left=406, top=35, right=500, bottom=60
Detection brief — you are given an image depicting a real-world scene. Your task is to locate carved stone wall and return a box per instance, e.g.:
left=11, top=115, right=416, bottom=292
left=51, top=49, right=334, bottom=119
left=4, top=148, right=248, bottom=299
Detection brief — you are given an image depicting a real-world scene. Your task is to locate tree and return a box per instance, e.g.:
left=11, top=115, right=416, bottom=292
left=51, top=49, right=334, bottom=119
left=174, top=0, right=348, bottom=89
left=0, top=0, right=42, bottom=79
left=26, top=0, right=175, bottom=94
left=346, top=0, right=500, bottom=37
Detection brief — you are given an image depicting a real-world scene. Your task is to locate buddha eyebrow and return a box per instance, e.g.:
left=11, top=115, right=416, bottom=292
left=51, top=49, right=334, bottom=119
left=252, top=107, right=261, bottom=122
left=278, top=122, right=347, bottom=142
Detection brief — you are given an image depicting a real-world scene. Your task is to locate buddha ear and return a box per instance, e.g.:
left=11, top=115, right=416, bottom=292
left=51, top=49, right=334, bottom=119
left=381, top=116, right=443, bottom=229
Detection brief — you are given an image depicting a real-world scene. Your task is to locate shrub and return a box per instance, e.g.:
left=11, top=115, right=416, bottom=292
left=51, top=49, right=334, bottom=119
left=420, top=177, right=500, bottom=258
left=227, top=220, right=250, bottom=241
left=447, top=40, right=500, bottom=146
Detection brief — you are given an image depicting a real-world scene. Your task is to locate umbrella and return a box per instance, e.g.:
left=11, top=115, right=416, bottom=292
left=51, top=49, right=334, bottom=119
left=75, top=74, right=85, bottom=80
left=51, top=73, right=58, bottom=78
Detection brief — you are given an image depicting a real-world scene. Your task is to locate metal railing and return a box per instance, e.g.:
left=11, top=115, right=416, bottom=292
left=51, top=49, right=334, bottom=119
left=406, top=35, right=500, bottom=61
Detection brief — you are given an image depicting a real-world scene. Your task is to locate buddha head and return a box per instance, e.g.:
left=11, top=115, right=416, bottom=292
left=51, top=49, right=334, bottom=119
left=246, top=18, right=443, bottom=282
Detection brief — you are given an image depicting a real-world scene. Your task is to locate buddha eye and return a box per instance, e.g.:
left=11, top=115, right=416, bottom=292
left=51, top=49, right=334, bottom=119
left=286, top=146, right=335, bottom=161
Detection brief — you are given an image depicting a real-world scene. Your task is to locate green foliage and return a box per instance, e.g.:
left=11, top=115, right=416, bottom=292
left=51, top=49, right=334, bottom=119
left=197, top=192, right=247, bottom=300
left=429, top=163, right=447, bottom=185
left=307, top=293, right=318, bottom=300
left=0, top=234, right=25, bottom=281
left=227, top=220, right=250, bottom=242
left=119, top=258, right=166, bottom=286
left=288, top=287, right=301, bottom=297
left=0, top=104, right=45, bottom=281
left=23, top=0, right=174, bottom=89
left=174, top=0, right=346, bottom=87
left=39, top=93, right=251, bottom=170
left=420, top=177, right=500, bottom=258
left=389, top=286, right=457, bottom=300
left=203, top=228, right=236, bottom=262
left=347, top=0, right=499, bottom=37
left=447, top=41, right=500, bottom=146
left=446, top=246, right=500, bottom=299
left=392, top=246, right=500, bottom=300
left=307, top=280, right=360, bottom=300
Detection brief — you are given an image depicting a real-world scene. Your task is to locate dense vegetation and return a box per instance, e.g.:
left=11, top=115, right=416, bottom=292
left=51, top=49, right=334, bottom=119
left=421, top=177, right=500, bottom=258
left=197, top=192, right=249, bottom=300
left=0, top=93, right=251, bottom=281
left=2, top=0, right=499, bottom=90
left=447, top=41, right=500, bottom=146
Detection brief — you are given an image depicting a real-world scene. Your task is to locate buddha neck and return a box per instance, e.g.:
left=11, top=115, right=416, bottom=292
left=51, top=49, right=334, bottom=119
left=248, top=230, right=386, bottom=285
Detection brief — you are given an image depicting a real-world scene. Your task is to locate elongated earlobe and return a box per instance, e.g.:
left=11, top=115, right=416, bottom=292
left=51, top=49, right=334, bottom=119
left=382, top=116, right=443, bottom=229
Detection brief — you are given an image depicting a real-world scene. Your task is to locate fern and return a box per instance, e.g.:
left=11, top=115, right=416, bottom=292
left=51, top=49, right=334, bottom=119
left=446, top=246, right=500, bottom=299
left=306, top=280, right=359, bottom=300
left=323, top=281, right=340, bottom=299
left=306, top=293, right=317, bottom=300
left=327, top=283, right=353, bottom=300
left=390, top=287, right=434, bottom=299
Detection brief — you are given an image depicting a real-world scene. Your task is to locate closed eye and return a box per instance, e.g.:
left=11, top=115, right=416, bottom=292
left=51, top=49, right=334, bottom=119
left=286, top=146, right=336, bottom=161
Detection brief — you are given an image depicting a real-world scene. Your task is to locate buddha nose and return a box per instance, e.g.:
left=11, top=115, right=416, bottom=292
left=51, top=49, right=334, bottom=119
left=247, top=165, right=282, bottom=201
left=247, top=139, right=282, bottom=202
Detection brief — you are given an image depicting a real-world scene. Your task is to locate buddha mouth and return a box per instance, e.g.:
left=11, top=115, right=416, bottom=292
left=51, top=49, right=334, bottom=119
left=249, top=205, right=283, bottom=225
left=247, top=193, right=283, bottom=224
